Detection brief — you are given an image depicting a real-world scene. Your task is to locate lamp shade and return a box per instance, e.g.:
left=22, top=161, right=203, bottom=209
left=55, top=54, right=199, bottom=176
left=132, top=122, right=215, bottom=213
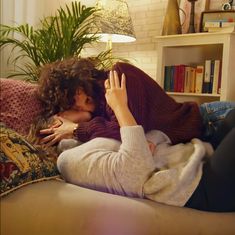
left=94, top=0, right=136, bottom=43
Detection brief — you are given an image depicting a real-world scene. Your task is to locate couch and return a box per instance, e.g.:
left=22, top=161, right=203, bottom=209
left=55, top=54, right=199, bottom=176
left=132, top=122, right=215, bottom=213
left=1, top=78, right=235, bottom=235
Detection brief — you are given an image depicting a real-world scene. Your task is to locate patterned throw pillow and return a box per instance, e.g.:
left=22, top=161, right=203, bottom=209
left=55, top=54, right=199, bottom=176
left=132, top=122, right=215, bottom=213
left=0, top=123, right=60, bottom=197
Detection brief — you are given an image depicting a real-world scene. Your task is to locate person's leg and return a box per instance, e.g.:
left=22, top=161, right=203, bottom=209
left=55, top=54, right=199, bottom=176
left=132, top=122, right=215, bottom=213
left=185, top=128, right=235, bottom=212
left=209, top=108, right=235, bottom=148
left=199, top=101, right=235, bottom=148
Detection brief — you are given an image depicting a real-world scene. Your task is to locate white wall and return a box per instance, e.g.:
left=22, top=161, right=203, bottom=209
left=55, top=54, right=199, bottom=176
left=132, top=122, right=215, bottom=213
left=0, top=0, right=225, bottom=78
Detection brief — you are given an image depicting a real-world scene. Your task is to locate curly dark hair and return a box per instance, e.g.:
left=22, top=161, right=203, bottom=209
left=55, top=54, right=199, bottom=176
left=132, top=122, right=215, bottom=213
left=37, top=57, right=108, bottom=118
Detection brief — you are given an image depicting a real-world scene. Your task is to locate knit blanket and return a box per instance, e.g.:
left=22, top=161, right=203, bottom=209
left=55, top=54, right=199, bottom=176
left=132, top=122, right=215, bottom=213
left=144, top=138, right=213, bottom=206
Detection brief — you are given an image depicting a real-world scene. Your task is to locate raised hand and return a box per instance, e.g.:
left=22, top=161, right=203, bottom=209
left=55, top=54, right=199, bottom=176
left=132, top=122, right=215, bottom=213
left=105, top=70, right=156, bottom=154
left=105, top=70, right=128, bottom=112
left=105, top=70, right=137, bottom=127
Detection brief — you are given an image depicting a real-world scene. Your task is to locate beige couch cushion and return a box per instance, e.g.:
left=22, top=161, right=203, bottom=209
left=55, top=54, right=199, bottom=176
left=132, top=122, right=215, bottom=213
left=1, top=180, right=235, bottom=235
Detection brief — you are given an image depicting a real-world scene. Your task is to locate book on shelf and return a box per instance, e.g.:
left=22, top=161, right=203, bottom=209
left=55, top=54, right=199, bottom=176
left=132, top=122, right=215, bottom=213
left=184, top=66, right=191, bottom=93
left=209, top=60, right=215, bottom=93
left=173, top=64, right=185, bottom=92
left=177, top=64, right=185, bottom=92
left=212, top=60, right=221, bottom=94
left=203, top=60, right=212, bottom=93
left=205, top=21, right=235, bottom=28
left=183, top=66, right=196, bottom=93
left=205, top=21, right=235, bottom=33
left=164, top=65, right=173, bottom=92
left=173, top=65, right=179, bottom=92
left=195, top=65, right=204, bottom=93
left=218, top=62, right=222, bottom=94
left=189, top=67, right=196, bottom=93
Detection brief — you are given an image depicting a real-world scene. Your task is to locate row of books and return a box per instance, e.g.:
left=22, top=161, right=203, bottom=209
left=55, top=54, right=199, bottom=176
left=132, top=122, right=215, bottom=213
left=204, top=21, right=235, bottom=33
left=164, top=60, right=222, bottom=94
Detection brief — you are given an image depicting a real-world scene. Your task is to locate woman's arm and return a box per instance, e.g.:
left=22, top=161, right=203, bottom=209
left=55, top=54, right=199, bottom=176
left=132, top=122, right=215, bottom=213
left=105, top=70, right=156, bottom=155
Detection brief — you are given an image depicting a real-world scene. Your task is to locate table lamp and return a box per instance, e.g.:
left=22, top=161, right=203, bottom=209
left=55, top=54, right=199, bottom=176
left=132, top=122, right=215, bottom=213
left=94, top=0, right=136, bottom=51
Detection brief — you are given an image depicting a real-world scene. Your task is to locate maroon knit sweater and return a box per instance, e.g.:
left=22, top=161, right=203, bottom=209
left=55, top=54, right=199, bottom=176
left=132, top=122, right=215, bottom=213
left=74, top=62, right=203, bottom=144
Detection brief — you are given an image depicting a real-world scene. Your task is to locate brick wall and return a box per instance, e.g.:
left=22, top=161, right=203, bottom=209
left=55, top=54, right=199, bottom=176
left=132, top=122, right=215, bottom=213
left=82, top=0, right=227, bottom=80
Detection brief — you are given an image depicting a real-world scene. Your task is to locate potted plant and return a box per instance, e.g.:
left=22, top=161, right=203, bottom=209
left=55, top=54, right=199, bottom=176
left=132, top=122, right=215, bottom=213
left=0, top=1, right=109, bottom=82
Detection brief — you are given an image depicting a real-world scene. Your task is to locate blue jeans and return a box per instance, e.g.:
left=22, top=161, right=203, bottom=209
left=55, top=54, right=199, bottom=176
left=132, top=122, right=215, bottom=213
left=199, top=101, right=235, bottom=141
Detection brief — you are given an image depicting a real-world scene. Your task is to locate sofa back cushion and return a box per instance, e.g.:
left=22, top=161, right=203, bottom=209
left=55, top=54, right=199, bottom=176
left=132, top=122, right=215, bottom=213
left=0, top=78, right=43, bottom=136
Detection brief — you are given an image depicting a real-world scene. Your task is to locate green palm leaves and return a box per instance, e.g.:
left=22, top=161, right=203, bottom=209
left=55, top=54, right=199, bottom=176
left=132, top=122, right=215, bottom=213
left=0, top=1, right=100, bottom=81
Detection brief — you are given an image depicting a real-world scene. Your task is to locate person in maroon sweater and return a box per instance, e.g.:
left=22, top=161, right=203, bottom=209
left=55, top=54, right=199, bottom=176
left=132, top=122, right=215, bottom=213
left=38, top=57, right=203, bottom=146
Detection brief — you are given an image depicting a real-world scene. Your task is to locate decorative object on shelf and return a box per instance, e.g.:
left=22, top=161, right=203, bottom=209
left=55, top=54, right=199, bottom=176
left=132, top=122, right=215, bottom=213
left=200, top=10, right=235, bottom=32
left=180, top=0, right=210, bottom=33
left=222, top=0, right=234, bottom=11
left=187, top=0, right=198, bottom=33
left=161, top=0, right=182, bottom=35
left=94, top=0, right=136, bottom=51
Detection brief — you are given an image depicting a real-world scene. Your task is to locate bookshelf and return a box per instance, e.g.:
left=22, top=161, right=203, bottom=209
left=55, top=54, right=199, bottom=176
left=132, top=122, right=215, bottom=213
left=155, top=32, right=235, bottom=104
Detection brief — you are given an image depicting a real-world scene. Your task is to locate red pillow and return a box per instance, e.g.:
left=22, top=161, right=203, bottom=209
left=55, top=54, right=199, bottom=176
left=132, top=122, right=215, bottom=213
left=0, top=78, right=43, bottom=136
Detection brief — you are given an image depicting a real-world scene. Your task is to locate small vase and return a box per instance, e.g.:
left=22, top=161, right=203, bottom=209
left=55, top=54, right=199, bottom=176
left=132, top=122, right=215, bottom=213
left=187, top=0, right=198, bottom=33
left=162, top=0, right=182, bottom=35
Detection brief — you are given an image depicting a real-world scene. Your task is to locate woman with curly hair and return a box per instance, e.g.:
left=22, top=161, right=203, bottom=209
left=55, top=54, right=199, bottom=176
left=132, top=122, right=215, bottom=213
left=38, top=57, right=205, bottom=149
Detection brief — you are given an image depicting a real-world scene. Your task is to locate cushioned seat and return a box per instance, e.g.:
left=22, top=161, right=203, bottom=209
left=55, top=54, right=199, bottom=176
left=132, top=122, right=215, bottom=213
left=1, top=180, right=235, bottom=235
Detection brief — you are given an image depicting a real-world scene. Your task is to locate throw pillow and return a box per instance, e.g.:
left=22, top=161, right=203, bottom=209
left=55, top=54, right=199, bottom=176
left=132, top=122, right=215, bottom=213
left=0, top=78, right=43, bottom=136
left=0, top=123, right=60, bottom=197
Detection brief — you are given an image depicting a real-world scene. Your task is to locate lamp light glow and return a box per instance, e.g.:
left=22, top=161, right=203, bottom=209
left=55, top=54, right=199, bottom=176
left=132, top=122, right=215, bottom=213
left=94, top=0, right=136, bottom=49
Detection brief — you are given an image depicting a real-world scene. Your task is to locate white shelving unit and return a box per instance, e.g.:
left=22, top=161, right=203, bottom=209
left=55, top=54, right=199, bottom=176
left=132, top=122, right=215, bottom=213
left=155, top=32, right=235, bottom=104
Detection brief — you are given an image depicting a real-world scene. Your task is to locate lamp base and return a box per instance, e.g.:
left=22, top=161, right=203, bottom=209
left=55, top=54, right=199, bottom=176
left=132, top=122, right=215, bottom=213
left=106, top=36, right=112, bottom=51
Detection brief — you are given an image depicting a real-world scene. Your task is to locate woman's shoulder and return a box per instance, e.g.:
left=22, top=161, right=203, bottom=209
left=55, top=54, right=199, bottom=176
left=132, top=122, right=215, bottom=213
left=113, top=61, right=133, bottom=70
left=112, top=62, right=145, bottom=77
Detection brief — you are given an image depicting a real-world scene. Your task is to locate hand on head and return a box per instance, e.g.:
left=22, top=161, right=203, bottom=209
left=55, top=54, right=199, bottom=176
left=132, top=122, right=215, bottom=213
left=39, top=109, right=91, bottom=147
left=39, top=116, right=78, bottom=147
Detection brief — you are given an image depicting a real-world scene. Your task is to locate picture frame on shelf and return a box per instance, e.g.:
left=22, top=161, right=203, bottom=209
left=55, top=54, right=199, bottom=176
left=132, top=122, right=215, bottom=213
left=200, top=10, right=235, bottom=32
left=180, top=0, right=210, bottom=34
